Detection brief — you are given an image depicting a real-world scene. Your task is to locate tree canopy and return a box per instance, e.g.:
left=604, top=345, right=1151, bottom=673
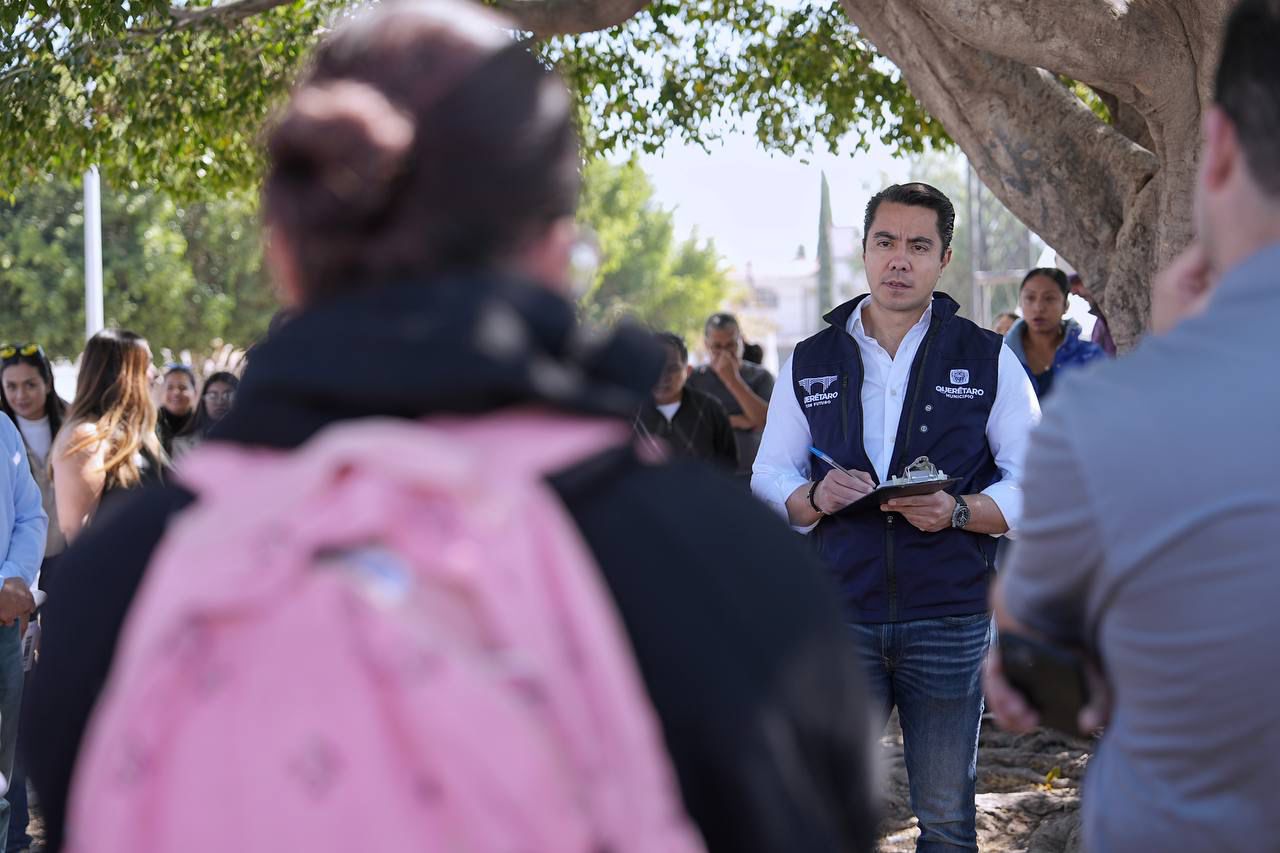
left=1, top=0, right=1237, bottom=343
left=0, top=158, right=724, bottom=359
left=577, top=157, right=730, bottom=341
left=0, top=1, right=945, bottom=199
left=0, top=179, right=275, bottom=358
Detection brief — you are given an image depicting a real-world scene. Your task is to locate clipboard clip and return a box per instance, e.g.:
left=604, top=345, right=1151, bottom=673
left=885, top=455, right=949, bottom=487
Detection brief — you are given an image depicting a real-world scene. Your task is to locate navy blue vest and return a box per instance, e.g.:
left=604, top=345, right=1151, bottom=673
left=793, top=292, right=1003, bottom=622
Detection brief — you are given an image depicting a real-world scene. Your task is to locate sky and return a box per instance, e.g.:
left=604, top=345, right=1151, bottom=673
left=628, top=133, right=1098, bottom=335
left=633, top=134, right=914, bottom=274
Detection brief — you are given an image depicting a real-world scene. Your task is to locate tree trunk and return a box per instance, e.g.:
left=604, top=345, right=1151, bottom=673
left=836, top=0, right=1234, bottom=348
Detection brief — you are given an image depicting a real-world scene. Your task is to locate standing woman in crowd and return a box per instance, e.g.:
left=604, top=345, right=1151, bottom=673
left=171, top=371, right=238, bottom=460
left=25, top=3, right=875, bottom=851
left=1004, top=267, right=1107, bottom=400
left=0, top=343, right=69, bottom=570
left=156, top=365, right=197, bottom=456
left=50, top=330, right=165, bottom=543
left=0, top=343, right=67, bottom=853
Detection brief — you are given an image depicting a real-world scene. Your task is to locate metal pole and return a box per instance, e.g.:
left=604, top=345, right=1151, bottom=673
left=966, top=159, right=983, bottom=325
left=83, top=166, right=104, bottom=339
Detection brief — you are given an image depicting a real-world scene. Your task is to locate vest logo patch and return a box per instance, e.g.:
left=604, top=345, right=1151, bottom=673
left=950, top=369, right=970, bottom=385
left=798, top=375, right=840, bottom=408
left=936, top=384, right=985, bottom=399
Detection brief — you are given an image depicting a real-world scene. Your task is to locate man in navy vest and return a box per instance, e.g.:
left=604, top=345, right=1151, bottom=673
left=753, top=183, right=1039, bottom=851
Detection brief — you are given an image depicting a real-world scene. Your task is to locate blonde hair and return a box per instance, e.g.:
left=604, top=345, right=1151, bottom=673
left=66, top=329, right=164, bottom=489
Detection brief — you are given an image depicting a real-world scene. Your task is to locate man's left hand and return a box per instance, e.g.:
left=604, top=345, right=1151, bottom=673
left=883, top=491, right=956, bottom=532
left=0, top=578, right=35, bottom=626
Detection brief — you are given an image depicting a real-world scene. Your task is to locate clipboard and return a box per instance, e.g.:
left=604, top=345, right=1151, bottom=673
left=839, top=477, right=960, bottom=515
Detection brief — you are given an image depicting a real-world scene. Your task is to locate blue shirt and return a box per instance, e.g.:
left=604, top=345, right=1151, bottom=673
left=0, top=413, right=48, bottom=586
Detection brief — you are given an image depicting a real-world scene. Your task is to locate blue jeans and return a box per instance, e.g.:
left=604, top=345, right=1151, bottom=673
left=850, top=613, right=992, bottom=852
left=5, top=755, right=27, bottom=852
left=0, top=624, right=22, bottom=847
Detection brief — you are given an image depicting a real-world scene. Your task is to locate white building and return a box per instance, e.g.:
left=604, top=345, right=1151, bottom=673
left=724, top=223, right=866, bottom=373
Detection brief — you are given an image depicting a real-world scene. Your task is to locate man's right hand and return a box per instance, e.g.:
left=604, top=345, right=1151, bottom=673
left=0, top=577, right=35, bottom=627
left=1151, top=242, right=1214, bottom=334
left=813, top=468, right=876, bottom=514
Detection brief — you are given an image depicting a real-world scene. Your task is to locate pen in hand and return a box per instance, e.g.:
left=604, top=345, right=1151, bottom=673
left=808, top=446, right=853, bottom=476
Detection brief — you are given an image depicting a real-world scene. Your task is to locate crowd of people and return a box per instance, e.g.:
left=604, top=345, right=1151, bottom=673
left=0, top=0, right=1274, bottom=851
left=0, top=336, right=240, bottom=852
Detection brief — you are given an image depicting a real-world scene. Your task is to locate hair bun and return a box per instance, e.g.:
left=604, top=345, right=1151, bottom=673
left=268, top=81, right=415, bottom=222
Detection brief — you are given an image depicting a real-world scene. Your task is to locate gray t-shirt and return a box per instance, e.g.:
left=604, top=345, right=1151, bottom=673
left=1001, top=242, right=1280, bottom=853
left=687, top=362, right=775, bottom=476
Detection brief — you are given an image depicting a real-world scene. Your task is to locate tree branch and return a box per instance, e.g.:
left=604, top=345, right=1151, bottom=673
left=163, top=0, right=654, bottom=37
left=1097, top=89, right=1153, bottom=150
left=168, top=0, right=298, bottom=30
left=841, top=0, right=1157, bottom=294
left=905, top=0, right=1183, bottom=110
left=487, top=0, right=653, bottom=37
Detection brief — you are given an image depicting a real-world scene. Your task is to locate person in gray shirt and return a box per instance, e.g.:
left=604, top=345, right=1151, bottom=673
left=687, top=313, right=775, bottom=478
left=986, top=2, right=1280, bottom=850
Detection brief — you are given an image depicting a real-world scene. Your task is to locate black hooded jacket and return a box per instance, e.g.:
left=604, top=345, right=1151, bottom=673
left=26, top=276, right=876, bottom=853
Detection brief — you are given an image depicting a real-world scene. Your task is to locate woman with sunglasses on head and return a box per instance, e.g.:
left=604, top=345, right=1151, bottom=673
left=171, top=372, right=239, bottom=461
left=0, top=343, right=68, bottom=853
left=0, top=344, right=70, bottom=566
left=49, top=330, right=165, bottom=544
left=156, top=365, right=198, bottom=457
left=24, top=4, right=875, bottom=852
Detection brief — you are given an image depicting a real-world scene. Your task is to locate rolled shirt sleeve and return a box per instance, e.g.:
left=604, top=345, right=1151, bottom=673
left=981, top=344, right=1042, bottom=538
left=751, top=356, right=820, bottom=534
left=1, top=414, right=48, bottom=586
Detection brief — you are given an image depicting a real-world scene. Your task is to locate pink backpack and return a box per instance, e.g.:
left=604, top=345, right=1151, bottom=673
left=67, top=411, right=705, bottom=853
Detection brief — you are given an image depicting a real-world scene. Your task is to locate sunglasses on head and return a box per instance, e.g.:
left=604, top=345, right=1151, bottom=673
left=0, top=343, right=43, bottom=361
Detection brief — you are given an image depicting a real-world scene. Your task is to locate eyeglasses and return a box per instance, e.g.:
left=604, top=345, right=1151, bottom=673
left=0, top=343, right=42, bottom=361
left=203, top=391, right=235, bottom=404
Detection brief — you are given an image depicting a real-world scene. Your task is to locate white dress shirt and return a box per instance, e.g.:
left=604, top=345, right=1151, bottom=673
left=15, top=415, right=52, bottom=465
left=752, top=299, right=1041, bottom=534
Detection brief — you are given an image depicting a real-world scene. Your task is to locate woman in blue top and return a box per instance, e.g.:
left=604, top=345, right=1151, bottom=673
left=1004, top=267, right=1108, bottom=399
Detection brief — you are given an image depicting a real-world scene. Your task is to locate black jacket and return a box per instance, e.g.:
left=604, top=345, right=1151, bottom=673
left=26, top=275, right=876, bottom=853
left=635, top=386, right=738, bottom=468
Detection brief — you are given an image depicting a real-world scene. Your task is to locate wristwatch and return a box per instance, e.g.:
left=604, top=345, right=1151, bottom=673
left=950, top=494, right=971, bottom=529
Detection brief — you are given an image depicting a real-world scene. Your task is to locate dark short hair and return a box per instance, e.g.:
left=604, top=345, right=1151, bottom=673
left=1019, top=267, right=1070, bottom=298
left=1214, top=0, right=1280, bottom=196
left=863, top=183, right=956, bottom=256
left=655, top=331, right=688, bottom=363
left=704, top=312, right=739, bottom=336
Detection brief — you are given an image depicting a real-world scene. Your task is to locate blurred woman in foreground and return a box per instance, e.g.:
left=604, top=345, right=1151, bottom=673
left=26, top=4, right=875, bottom=852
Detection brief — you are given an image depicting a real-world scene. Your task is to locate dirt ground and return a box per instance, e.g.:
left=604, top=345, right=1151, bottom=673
left=18, top=720, right=1090, bottom=853
left=877, top=714, right=1093, bottom=852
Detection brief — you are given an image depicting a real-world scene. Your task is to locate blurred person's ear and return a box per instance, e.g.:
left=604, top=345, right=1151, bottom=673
left=265, top=226, right=305, bottom=308
left=1200, top=106, right=1238, bottom=196
left=512, top=216, right=578, bottom=296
